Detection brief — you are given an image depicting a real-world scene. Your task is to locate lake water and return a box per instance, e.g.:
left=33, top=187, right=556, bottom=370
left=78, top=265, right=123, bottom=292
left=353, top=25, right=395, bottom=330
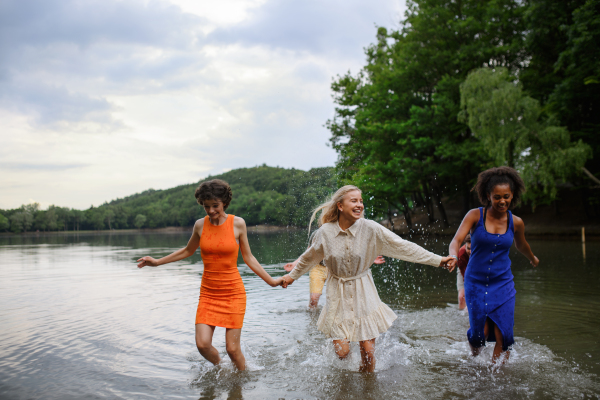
left=0, top=230, right=599, bottom=399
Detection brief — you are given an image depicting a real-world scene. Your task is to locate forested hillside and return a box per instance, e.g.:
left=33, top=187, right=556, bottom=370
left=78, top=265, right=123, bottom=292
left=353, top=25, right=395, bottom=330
left=0, top=166, right=337, bottom=232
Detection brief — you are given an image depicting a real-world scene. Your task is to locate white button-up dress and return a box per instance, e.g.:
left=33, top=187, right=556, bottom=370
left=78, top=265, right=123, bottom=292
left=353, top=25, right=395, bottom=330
left=289, top=218, right=443, bottom=342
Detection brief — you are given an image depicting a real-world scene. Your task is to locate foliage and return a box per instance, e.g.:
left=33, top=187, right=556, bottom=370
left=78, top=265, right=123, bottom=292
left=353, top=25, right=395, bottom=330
left=0, top=166, right=337, bottom=233
left=0, top=213, right=9, bottom=231
left=327, top=0, right=527, bottom=227
left=459, top=67, right=592, bottom=206
left=522, top=0, right=600, bottom=174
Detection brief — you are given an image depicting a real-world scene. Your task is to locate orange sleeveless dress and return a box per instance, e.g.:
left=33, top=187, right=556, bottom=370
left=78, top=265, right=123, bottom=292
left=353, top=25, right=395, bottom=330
left=195, top=215, right=246, bottom=328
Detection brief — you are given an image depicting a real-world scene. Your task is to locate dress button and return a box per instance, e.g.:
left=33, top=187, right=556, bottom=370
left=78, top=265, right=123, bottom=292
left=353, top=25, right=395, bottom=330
left=485, top=292, right=487, bottom=294
left=486, top=284, right=488, bottom=287
left=486, top=303, right=488, bottom=305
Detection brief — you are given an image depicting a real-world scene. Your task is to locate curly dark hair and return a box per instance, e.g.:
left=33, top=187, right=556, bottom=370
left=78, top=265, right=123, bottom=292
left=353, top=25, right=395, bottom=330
left=194, top=179, right=233, bottom=209
left=472, top=166, right=525, bottom=209
left=464, top=234, right=471, bottom=244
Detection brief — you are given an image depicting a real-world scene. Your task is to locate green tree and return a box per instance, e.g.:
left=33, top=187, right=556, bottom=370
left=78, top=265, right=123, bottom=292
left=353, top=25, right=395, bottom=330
left=327, top=0, right=526, bottom=224
left=521, top=0, right=599, bottom=175
left=0, top=213, right=9, bottom=231
left=134, top=214, right=147, bottom=229
left=459, top=67, right=592, bottom=206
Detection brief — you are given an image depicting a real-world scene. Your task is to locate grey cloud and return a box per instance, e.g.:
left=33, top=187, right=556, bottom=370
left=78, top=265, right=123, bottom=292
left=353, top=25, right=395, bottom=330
left=0, top=162, right=89, bottom=171
left=0, top=0, right=207, bottom=127
left=208, top=0, right=402, bottom=57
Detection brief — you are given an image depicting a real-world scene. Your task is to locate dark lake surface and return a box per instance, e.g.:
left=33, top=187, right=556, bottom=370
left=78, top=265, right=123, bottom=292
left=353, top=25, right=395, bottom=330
left=0, top=230, right=599, bottom=399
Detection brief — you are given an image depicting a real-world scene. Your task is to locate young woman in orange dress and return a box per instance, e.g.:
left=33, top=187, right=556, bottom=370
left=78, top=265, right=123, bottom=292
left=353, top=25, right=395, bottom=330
left=137, top=179, right=284, bottom=370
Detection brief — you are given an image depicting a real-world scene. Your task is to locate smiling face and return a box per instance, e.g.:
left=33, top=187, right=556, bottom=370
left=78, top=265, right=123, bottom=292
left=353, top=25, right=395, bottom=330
left=487, top=183, right=513, bottom=213
left=337, top=189, right=364, bottom=222
left=202, top=198, right=226, bottom=220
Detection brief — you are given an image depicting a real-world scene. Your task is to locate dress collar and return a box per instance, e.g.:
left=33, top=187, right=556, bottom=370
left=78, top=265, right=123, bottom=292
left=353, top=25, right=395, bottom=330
left=335, top=218, right=362, bottom=237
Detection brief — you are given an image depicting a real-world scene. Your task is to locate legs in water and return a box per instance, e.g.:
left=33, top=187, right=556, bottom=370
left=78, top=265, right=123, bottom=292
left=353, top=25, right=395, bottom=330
left=359, top=339, right=376, bottom=372
left=225, top=328, right=246, bottom=370
left=458, top=288, right=466, bottom=310
left=195, top=323, right=221, bottom=365
left=308, top=293, right=321, bottom=309
left=469, top=318, right=510, bottom=364
left=332, top=338, right=376, bottom=372
left=194, top=324, right=246, bottom=370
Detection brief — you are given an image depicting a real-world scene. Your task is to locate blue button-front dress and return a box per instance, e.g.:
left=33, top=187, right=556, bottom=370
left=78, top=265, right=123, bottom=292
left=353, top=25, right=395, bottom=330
left=464, top=207, right=516, bottom=351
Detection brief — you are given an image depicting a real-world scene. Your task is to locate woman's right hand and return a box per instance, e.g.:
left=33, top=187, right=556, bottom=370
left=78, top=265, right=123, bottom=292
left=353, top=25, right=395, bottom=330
left=440, top=256, right=456, bottom=272
left=281, top=274, right=295, bottom=288
left=137, top=256, right=158, bottom=268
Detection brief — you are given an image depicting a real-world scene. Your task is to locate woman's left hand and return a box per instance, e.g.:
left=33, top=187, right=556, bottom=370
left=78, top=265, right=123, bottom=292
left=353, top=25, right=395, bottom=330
left=373, top=256, right=385, bottom=264
left=440, top=256, right=456, bottom=272
left=530, top=256, right=539, bottom=267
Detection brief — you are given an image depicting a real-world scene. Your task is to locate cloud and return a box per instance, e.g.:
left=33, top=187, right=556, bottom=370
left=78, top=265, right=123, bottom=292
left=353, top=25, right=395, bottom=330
left=0, top=0, right=406, bottom=209
left=0, top=0, right=207, bottom=127
left=208, top=0, right=402, bottom=57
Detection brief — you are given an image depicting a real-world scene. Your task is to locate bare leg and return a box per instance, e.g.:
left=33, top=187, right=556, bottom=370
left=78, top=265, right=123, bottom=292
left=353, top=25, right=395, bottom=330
left=491, top=323, right=509, bottom=365
left=308, top=293, right=321, bottom=309
left=358, top=339, right=376, bottom=372
left=225, top=328, right=246, bottom=371
left=195, top=324, right=221, bottom=365
left=458, top=289, right=466, bottom=310
left=470, top=318, right=490, bottom=357
left=333, top=339, right=350, bottom=359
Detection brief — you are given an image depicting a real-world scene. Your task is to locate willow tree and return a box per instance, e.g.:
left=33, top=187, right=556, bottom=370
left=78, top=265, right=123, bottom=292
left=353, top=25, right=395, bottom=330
left=459, top=67, right=592, bottom=207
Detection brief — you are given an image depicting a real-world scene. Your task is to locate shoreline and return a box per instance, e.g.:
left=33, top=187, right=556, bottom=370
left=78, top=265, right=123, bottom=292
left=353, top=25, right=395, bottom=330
left=0, top=224, right=300, bottom=238
left=0, top=223, right=596, bottom=240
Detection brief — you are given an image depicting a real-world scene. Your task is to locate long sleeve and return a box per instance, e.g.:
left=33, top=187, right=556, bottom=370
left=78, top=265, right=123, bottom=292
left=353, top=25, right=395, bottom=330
left=376, top=223, right=442, bottom=267
left=289, top=231, right=325, bottom=280
left=457, top=268, right=464, bottom=291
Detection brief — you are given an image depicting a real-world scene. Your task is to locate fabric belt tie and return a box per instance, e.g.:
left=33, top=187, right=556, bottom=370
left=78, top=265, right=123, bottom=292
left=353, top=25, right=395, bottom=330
left=324, top=269, right=371, bottom=335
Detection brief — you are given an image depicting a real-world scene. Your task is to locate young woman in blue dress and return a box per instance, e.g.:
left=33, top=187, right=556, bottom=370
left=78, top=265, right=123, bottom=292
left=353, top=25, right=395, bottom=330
left=449, top=167, right=539, bottom=364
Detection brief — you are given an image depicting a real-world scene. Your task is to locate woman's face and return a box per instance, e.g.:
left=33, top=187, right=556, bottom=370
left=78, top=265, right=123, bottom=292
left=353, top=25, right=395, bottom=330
left=487, top=183, right=513, bottom=213
left=337, top=190, right=364, bottom=222
left=203, top=199, right=226, bottom=220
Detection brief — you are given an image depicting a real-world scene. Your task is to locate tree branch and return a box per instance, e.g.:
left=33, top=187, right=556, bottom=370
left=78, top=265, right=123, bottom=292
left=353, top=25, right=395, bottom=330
left=582, top=167, right=600, bottom=186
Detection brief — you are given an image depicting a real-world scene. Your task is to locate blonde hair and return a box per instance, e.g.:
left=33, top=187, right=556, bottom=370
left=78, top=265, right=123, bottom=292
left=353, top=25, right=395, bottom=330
left=308, top=185, right=362, bottom=234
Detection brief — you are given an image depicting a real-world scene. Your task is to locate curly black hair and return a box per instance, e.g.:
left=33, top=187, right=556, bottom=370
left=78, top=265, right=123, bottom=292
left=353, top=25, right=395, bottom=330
left=472, top=166, right=525, bottom=209
left=194, top=179, right=233, bottom=209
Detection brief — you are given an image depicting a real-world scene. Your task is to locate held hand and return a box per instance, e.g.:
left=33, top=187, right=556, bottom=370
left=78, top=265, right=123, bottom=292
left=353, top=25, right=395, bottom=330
left=270, top=277, right=284, bottom=287
left=440, top=257, right=456, bottom=272
left=530, top=256, right=539, bottom=268
left=137, top=256, right=158, bottom=268
left=373, top=256, right=385, bottom=265
left=281, top=274, right=295, bottom=288
left=283, top=262, right=294, bottom=272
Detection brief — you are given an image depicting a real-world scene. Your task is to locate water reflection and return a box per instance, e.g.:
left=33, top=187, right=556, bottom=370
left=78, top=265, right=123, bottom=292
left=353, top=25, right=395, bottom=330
left=0, top=231, right=599, bottom=399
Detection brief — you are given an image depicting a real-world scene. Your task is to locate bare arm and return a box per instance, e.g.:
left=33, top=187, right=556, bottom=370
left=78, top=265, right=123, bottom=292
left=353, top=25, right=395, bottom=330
left=137, top=219, right=203, bottom=268
left=236, top=217, right=282, bottom=287
left=512, top=215, right=539, bottom=267
left=449, top=209, right=480, bottom=258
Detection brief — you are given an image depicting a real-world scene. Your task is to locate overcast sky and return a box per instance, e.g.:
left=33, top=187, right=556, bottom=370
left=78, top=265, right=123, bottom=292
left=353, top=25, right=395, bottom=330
left=0, top=0, right=405, bottom=210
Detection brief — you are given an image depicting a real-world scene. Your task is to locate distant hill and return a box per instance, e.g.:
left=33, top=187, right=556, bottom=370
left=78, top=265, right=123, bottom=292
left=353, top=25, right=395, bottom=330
left=0, top=165, right=338, bottom=232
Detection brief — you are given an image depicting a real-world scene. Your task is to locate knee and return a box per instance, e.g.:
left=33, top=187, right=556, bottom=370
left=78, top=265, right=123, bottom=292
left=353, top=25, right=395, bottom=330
left=196, top=338, right=212, bottom=353
left=336, top=348, right=350, bottom=359
left=334, top=342, right=350, bottom=359
left=226, top=341, right=242, bottom=357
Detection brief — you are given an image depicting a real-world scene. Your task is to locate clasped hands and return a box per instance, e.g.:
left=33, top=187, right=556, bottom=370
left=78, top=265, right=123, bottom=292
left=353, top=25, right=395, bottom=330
left=440, top=256, right=457, bottom=272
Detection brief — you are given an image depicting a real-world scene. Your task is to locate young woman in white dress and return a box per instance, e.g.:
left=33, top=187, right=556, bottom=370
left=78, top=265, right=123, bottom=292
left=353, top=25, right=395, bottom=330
left=282, top=185, right=455, bottom=372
